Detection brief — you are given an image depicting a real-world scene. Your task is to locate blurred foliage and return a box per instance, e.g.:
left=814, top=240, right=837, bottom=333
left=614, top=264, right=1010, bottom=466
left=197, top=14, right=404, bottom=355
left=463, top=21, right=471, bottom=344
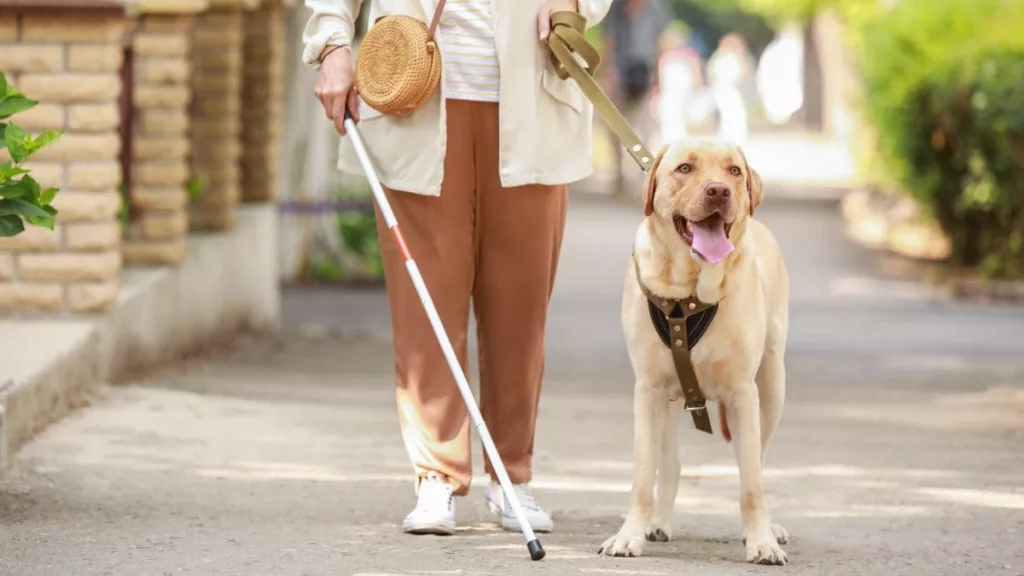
left=670, top=0, right=776, bottom=57
left=302, top=181, right=385, bottom=284
left=187, top=174, right=206, bottom=201
left=336, top=210, right=384, bottom=278
left=118, top=181, right=130, bottom=226
left=858, top=0, right=1024, bottom=277
left=686, top=0, right=878, bottom=26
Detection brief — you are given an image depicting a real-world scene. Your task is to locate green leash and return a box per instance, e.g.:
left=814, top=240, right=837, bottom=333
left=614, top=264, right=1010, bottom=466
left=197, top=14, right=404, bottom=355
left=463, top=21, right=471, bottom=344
left=547, top=11, right=656, bottom=175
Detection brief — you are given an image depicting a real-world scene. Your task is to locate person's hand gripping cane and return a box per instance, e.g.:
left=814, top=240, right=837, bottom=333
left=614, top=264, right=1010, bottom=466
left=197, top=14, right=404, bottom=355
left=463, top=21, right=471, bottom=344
left=314, top=45, right=360, bottom=136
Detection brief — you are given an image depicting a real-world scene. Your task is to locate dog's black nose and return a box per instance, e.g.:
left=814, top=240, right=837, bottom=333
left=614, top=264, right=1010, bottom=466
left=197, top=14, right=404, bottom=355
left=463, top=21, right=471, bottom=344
left=703, top=182, right=732, bottom=202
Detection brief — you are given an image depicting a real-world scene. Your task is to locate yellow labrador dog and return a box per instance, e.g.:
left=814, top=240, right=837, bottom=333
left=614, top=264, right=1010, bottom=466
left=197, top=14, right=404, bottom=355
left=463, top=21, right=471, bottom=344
left=599, top=140, right=790, bottom=565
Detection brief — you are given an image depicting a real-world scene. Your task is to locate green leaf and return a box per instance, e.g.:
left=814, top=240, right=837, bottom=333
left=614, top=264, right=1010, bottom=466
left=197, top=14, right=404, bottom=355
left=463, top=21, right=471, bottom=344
left=0, top=198, right=51, bottom=219
left=39, top=186, right=58, bottom=205
left=0, top=181, right=29, bottom=199
left=4, top=123, right=29, bottom=163
left=0, top=214, right=25, bottom=237
left=0, top=162, right=28, bottom=182
left=0, top=122, right=6, bottom=151
left=0, top=95, right=37, bottom=119
left=28, top=129, right=61, bottom=155
left=25, top=212, right=54, bottom=230
left=0, top=72, right=7, bottom=99
left=18, top=174, right=41, bottom=203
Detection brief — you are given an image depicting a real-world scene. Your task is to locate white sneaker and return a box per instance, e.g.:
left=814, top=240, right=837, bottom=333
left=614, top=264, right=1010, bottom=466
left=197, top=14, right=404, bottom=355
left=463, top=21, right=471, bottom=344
left=485, top=481, right=554, bottom=533
left=402, top=473, right=457, bottom=535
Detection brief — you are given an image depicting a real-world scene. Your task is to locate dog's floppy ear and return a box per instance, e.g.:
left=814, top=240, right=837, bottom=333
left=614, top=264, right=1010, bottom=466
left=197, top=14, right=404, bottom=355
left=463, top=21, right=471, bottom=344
left=738, top=147, right=764, bottom=216
left=747, top=166, right=764, bottom=216
left=643, top=144, right=670, bottom=217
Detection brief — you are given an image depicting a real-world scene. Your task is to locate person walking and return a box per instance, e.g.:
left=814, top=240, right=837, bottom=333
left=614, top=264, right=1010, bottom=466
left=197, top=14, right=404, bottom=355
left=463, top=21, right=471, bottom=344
left=600, top=0, right=668, bottom=194
left=302, top=0, right=613, bottom=536
left=706, top=33, right=754, bottom=145
left=651, top=22, right=704, bottom=147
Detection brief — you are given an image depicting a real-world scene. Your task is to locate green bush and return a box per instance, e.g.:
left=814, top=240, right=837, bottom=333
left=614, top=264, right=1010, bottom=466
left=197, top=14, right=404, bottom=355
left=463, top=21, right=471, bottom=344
left=337, top=211, right=383, bottom=277
left=0, top=72, right=62, bottom=237
left=685, top=0, right=877, bottom=27
left=858, top=0, right=1024, bottom=277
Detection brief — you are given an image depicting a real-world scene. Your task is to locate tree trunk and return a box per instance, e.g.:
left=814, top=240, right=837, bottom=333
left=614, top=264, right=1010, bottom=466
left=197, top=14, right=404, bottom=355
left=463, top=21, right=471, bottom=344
left=800, top=18, right=824, bottom=132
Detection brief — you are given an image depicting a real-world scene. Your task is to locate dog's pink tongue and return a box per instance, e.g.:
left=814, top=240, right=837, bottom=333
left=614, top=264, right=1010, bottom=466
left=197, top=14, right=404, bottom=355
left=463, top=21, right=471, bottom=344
left=691, top=220, right=734, bottom=264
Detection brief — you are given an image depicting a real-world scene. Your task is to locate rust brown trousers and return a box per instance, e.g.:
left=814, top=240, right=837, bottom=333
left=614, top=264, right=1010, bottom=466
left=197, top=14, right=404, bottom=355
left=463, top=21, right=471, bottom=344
left=374, top=99, right=569, bottom=496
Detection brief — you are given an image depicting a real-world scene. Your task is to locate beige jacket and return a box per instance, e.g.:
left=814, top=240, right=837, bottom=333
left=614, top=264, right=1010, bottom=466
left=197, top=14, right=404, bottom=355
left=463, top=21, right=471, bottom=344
left=302, top=0, right=613, bottom=196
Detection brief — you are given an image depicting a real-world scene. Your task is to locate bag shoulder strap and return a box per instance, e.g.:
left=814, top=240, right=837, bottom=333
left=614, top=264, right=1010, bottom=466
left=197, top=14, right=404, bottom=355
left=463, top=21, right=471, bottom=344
left=427, top=0, right=448, bottom=41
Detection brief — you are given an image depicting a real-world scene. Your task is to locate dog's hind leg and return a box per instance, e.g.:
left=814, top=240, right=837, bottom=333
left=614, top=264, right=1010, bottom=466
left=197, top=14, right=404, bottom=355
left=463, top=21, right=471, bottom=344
left=599, top=382, right=669, bottom=558
left=755, top=348, right=785, bottom=460
left=729, top=388, right=788, bottom=565
left=647, top=400, right=680, bottom=542
left=755, top=348, right=789, bottom=546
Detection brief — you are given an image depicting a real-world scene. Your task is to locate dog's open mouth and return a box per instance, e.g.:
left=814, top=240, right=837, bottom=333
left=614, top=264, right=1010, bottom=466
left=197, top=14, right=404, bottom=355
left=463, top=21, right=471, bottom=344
left=673, top=213, right=734, bottom=264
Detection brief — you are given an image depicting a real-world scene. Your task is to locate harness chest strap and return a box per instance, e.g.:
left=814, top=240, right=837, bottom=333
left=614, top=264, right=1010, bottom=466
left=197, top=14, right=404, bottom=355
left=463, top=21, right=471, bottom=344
left=633, top=255, right=718, bottom=434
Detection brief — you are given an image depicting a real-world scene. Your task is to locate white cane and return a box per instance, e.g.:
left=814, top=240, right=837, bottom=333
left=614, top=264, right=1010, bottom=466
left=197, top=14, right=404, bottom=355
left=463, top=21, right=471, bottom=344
left=342, top=109, right=546, bottom=562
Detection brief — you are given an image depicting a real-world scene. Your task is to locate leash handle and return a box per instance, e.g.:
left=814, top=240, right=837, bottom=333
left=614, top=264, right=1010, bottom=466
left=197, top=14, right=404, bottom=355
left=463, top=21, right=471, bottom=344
left=547, top=11, right=655, bottom=174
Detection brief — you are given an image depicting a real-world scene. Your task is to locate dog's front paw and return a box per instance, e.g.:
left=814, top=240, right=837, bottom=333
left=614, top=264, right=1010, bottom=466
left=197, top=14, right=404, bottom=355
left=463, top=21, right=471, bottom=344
left=599, top=528, right=646, bottom=557
left=645, top=519, right=672, bottom=542
left=744, top=531, right=788, bottom=566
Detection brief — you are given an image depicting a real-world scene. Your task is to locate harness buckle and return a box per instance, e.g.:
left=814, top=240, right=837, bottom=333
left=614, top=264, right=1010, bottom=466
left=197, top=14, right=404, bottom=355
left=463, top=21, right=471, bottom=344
left=683, top=401, right=706, bottom=412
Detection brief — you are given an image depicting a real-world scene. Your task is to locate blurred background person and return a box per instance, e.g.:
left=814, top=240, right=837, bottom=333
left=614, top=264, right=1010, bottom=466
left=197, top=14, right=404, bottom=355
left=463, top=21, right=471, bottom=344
left=756, top=21, right=805, bottom=126
left=601, top=0, right=669, bottom=194
left=650, top=21, right=705, bottom=147
left=706, top=32, right=754, bottom=145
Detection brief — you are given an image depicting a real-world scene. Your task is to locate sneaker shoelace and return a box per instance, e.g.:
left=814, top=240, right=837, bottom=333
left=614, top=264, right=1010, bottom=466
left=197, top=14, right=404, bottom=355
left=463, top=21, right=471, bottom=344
left=417, top=477, right=454, bottom=514
left=509, top=484, right=544, bottom=513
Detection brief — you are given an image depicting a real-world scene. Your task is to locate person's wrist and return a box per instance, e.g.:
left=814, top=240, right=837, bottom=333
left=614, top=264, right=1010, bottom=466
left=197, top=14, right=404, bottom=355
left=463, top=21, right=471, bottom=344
left=319, top=44, right=349, bottom=64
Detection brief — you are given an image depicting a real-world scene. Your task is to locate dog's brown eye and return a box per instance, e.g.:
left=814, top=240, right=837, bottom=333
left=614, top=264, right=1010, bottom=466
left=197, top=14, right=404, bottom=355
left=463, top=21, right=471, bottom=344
left=729, top=166, right=742, bottom=176
left=678, top=163, right=692, bottom=174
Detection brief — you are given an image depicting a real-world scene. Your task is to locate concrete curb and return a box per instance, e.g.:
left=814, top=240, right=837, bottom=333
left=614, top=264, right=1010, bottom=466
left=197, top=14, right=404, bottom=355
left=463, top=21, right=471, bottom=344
left=0, top=205, right=281, bottom=470
left=950, top=277, right=1024, bottom=303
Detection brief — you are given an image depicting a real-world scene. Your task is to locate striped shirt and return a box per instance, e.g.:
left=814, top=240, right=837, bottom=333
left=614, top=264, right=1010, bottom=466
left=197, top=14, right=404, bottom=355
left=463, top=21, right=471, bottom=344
left=437, top=0, right=500, bottom=102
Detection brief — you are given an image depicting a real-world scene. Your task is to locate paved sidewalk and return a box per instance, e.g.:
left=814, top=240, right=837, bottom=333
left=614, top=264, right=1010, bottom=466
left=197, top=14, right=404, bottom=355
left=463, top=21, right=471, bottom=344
left=2, top=196, right=1023, bottom=576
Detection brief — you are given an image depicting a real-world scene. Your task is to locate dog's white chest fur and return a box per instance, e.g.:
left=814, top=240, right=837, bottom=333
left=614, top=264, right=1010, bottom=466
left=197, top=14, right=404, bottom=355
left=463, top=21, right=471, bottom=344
left=630, top=232, right=765, bottom=403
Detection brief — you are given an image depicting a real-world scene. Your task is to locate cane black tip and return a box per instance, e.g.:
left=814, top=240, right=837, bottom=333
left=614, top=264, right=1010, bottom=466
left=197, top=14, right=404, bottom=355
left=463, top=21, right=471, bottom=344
left=527, top=539, right=545, bottom=561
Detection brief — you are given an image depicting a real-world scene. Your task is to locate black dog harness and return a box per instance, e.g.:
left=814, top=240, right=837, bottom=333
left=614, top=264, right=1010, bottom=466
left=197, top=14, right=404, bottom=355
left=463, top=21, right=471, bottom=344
left=633, top=254, right=719, bottom=434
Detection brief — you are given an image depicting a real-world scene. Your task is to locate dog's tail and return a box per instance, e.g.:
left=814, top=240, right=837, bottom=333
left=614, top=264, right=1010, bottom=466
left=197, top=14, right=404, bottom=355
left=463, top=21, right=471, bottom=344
left=718, top=402, right=732, bottom=442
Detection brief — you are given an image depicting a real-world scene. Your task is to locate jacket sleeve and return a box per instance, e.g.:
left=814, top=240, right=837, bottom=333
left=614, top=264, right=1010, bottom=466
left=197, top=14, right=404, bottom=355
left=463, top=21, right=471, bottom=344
left=577, top=0, right=613, bottom=28
left=302, top=0, right=365, bottom=70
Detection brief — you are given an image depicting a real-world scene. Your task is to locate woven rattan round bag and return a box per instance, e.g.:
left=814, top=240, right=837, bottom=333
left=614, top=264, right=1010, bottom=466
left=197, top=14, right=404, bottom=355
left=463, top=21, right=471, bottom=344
left=355, top=5, right=447, bottom=117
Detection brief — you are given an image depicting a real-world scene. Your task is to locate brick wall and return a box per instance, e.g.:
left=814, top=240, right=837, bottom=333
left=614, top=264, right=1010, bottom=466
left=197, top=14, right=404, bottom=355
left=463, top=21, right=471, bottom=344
left=240, top=0, right=285, bottom=203
left=189, top=5, right=245, bottom=231
left=0, top=12, right=125, bottom=313
left=122, top=13, right=195, bottom=266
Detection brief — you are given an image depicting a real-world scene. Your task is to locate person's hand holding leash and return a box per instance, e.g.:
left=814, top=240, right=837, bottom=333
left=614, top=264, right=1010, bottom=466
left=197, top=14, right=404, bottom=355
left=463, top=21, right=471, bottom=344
left=538, top=0, right=579, bottom=41
left=314, top=45, right=359, bottom=136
